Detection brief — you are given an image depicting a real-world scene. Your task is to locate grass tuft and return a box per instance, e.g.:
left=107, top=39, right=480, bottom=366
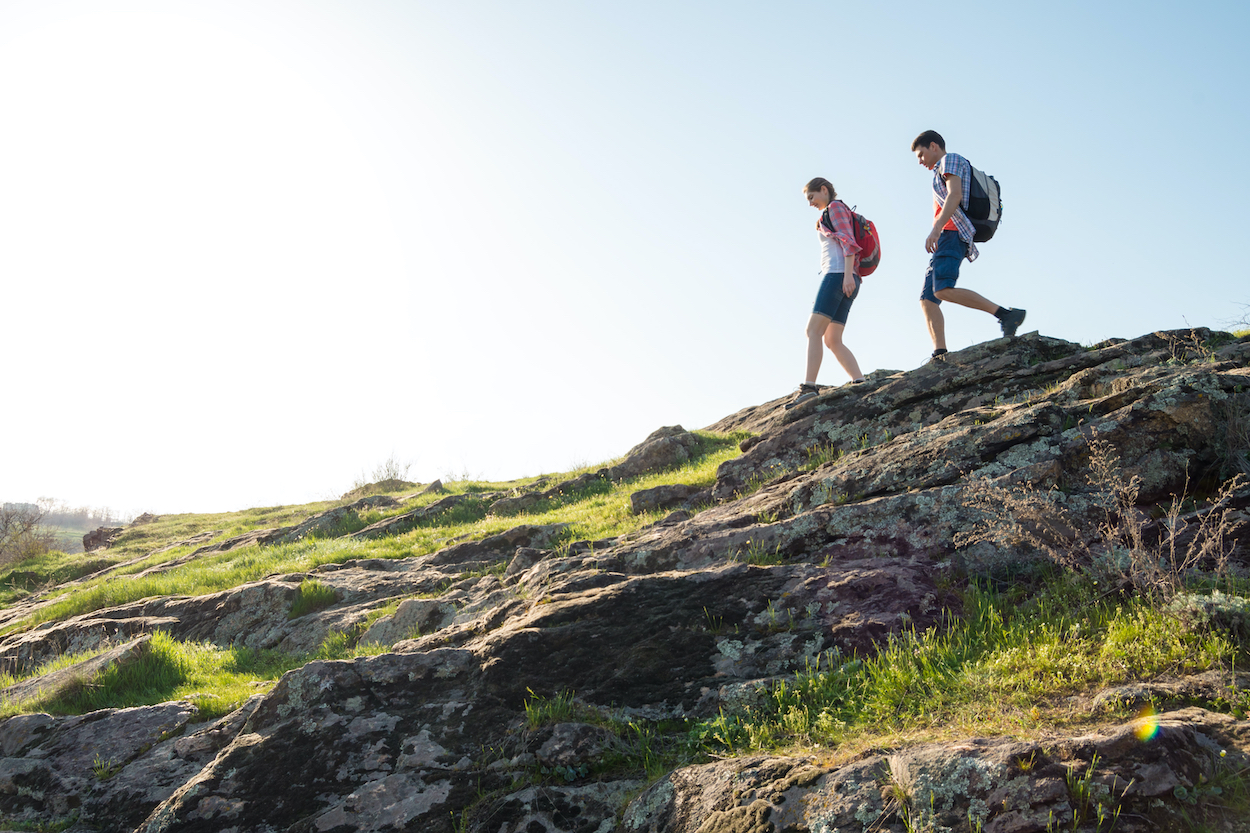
left=288, top=579, right=338, bottom=619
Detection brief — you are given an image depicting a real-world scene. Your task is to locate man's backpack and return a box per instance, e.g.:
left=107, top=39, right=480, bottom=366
left=821, top=201, right=882, bottom=276
left=964, top=165, right=1002, bottom=243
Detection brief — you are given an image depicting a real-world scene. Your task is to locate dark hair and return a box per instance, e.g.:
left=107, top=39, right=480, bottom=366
left=803, top=177, right=836, bottom=199
left=910, top=130, right=945, bottom=151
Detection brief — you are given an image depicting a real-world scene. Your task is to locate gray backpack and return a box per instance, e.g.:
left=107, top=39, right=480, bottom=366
left=965, top=165, right=1002, bottom=243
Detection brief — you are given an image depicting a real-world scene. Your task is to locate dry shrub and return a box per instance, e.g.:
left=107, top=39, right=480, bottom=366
left=0, top=504, right=55, bottom=569
left=957, top=433, right=1246, bottom=600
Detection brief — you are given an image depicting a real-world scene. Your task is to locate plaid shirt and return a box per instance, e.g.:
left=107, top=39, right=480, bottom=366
left=933, top=152, right=979, bottom=262
left=817, top=200, right=862, bottom=276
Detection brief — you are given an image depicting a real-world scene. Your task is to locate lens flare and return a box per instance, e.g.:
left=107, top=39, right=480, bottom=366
left=1134, top=705, right=1160, bottom=742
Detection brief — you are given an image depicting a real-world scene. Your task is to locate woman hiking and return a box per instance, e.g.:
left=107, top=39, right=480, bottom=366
left=788, top=176, right=866, bottom=408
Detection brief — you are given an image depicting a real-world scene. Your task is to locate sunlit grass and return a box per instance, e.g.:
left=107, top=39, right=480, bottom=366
left=0, top=630, right=398, bottom=722
left=0, top=431, right=748, bottom=636
left=689, top=579, right=1239, bottom=758
left=0, top=549, right=122, bottom=606
left=288, top=578, right=339, bottom=619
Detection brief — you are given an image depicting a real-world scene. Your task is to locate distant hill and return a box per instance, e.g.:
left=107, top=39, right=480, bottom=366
left=1, top=501, right=128, bottom=554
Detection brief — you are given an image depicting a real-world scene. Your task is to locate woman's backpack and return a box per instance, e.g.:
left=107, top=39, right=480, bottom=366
left=821, top=201, right=882, bottom=276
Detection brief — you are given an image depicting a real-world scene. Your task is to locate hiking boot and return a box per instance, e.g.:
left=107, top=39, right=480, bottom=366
left=784, top=383, right=820, bottom=409
left=928, top=349, right=948, bottom=364
left=999, top=308, right=1027, bottom=338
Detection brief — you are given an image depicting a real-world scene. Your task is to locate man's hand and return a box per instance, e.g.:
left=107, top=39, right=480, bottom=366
left=926, top=172, right=962, bottom=253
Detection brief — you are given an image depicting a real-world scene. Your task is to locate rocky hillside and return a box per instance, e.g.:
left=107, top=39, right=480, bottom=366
left=1, top=328, right=1249, bottom=833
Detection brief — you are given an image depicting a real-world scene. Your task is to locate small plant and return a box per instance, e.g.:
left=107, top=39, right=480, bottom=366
left=739, top=465, right=788, bottom=497
left=881, top=769, right=917, bottom=831
left=524, top=689, right=578, bottom=728
left=92, top=753, right=122, bottom=781
left=288, top=579, right=339, bottom=619
left=755, top=509, right=781, bottom=524
left=735, top=539, right=786, bottom=567
left=1160, top=328, right=1220, bottom=366
left=540, top=762, right=589, bottom=782
left=351, top=454, right=413, bottom=492
left=1051, top=754, right=1129, bottom=832
left=703, top=607, right=726, bottom=633
left=803, top=443, right=843, bottom=471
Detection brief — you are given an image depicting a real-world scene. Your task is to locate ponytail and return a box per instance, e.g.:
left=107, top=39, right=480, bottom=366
left=803, top=177, right=836, bottom=200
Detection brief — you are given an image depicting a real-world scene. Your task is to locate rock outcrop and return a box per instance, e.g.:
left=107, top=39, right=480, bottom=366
left=82, top=526, right=124, bottom=552
left=0, top=328, right=1247, bottom=832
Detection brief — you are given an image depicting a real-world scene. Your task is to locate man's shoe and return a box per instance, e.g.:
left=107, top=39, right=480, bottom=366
left=999, top=308, right=1027, bottom=338
left=784, top=383, right=820, bottom=409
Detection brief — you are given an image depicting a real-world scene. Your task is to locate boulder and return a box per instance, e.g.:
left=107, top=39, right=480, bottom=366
left=82, top=526, right=124, bottom=552
left=608, top=426, right=701, bottom=480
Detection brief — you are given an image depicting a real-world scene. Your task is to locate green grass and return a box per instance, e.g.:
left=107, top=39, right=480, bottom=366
left=0, top=549, right=122, bottom=605
left=689, top=578, right=1240, bottom=757
left=0, top=431, right=747, bottom=718
left=0, top=431, right=748, bottom=638
left=0, top=628, right=401, bottom=722
left=524, top=689, right=581, bottom=728
left=288, top=578, right=338, bottom=619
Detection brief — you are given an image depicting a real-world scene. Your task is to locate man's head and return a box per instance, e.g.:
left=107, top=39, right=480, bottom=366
left=911, top=130, right=946, bottom=171
left=911, top=130, right=945, bottom=152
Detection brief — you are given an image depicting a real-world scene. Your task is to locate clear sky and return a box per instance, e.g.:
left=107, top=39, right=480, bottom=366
left=2, top=0, right=1247, bottom=517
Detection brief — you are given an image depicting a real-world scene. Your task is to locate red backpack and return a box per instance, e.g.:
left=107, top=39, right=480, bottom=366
left=821, top=201, right=882, bottom=277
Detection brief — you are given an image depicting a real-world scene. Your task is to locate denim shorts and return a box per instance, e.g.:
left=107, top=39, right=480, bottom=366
left=920, top=230, right=968, bottom=304
left=813, top=271, right=860, bottom=325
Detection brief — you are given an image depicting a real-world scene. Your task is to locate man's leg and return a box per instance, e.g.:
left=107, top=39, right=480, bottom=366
left=933, top=287, right=999, bottom=313
left=823, top=321, right=863, bottom=381
left=922, top=300, right=946, bottom=351
left=934, top=287, right=1027, bottom=337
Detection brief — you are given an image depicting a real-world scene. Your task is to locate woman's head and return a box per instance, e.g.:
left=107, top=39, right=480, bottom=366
left=804, top=177, right=836, bottom=209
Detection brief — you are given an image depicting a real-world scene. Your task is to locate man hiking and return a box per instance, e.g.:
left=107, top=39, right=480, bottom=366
left=911, top=130, right=1025, bottom=361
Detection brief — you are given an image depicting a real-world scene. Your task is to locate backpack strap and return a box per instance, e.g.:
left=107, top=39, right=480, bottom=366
left=819, top=201, right=849, bottom=234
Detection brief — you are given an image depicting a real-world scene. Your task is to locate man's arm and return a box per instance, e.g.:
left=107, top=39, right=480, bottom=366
left=925, top=173, right=962, bottom=253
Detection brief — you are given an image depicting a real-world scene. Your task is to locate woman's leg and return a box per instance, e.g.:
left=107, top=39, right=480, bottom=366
left=805, top=313, right=831, bottom=383
left=823, top=321, right=864, bottom=381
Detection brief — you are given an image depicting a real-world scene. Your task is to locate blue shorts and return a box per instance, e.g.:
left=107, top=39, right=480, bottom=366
left=920, top=230, right=968, bottom=304
left=813, top=271, right=860, bottom=325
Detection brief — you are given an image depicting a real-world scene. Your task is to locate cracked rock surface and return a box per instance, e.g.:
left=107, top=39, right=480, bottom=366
left=0, top=329, right=1248, bottom=832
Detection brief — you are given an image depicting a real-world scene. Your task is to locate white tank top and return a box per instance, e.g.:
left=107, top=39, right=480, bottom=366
left=818, top=229, right=846, bottom=275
